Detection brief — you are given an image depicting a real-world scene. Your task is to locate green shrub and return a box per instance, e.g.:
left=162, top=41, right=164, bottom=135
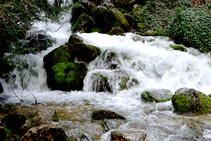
left=167, top=7, right=211, bottom=52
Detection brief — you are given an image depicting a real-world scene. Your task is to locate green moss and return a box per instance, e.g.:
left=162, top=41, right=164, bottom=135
left=51, top=62, right=88, bottom=91
left=108, top=27, right=124, bottom=35
left=142, top=30, right=159, bottom=36
left=170, top=44, right=187, bottom=52
left=142, top=91, right=154, bottom=102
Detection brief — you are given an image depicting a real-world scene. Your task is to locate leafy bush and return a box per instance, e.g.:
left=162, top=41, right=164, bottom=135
left=167, top=7, right=211, bottom=52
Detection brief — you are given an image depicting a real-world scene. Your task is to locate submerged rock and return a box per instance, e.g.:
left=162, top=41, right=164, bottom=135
left=141, top=89, right=173, bottom=103
left=172, top=88, right=211, bottom=115
left=111, top=130, right=147, bottom=141
left=170, top=44, right=187, bottom=52
left=43, top=34, right=101, bottom=91
left=91, top=109, right=125, bottom=120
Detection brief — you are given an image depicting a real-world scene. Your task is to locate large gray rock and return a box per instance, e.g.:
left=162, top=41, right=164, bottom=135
left=141, top=89, right=173, bottom=103
left=172, top=88, right=211, bottom=115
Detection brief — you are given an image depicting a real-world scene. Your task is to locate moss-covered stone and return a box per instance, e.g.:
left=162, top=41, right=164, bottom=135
left=91, top=6, right=129, bottom=33
left=91, top=110, right=125, bottom=120
left=91, top=28, right=101, bottom=33
left=172, top=88, right=211, bottom=115
left=137, top=22, right=144, bottom=32
left=170, top=44, right=187, bottom=52
left=142, top=30, right=159, bottom=36
left=108, top=27, right=125, bottom=35
left=141, top=89, right=173, bottom=103
left=52, top=62, right=88, bottom=91
left=72, top=13, right=96, bottom=33
left=44, top=35, right=101, bottom=91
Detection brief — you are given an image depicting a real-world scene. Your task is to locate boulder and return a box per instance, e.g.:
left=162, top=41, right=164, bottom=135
left=111, top=130, right=147, bottom=141
left=91, top=6, right=129, bottom=33
left=141, top=89, right=173, bottom=103
left=20, top=121, right=69, bottom=141
left=108, top=27, right=125, bottom=35
left=43, top=35, right=101, bottom=91
left=172, top=88, right=211, bottom=115
left=72, top=13, right=96, bottom=33
left=170, top=44, right=187, bottom=52
left=91, top=109, right=125, bottom=120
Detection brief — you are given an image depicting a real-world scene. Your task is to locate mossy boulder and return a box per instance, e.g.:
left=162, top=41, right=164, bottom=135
left=141, top=89, right=173, bottom=103
left=43, top=34, right=101, bottom=91
left=172, top=88, right=211, bottom=115
left=91, top=6, right=129, bottom=33
left=142, top=30, right=159, bottom=36
left=108, top=26, right=125, bottom=35
left=72, top=13, right=96, bottom=33
left=111, top=130, right=147, bottom=141
left=91, top=110, right=125, bottom=120
left=170, top=44, right=187, bottom=52
left=118, top=77, right=139, bottom=91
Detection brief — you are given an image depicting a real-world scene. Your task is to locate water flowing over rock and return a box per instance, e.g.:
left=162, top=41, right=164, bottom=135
left=172, top=88, right=211, bottom=115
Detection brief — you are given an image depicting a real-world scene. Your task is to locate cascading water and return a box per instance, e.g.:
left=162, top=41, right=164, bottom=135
left=0, top=0, right=211, bottom=140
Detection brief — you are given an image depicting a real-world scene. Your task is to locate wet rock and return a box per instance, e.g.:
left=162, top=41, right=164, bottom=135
left=102, top=119, right=126, bottom=131
left=111, top=130, right=147, bottom=141
left=118, top=77, right=139, bottom=91
left=91, top=73, right=112, bottom=93
left=172, top=88, right=211, bottom=115
left=170, top=44, right=187, bottom=52
left=20, top=106, right=58, bottom=136
left=2, top=114, right=26, bottom=134
left=108, top=26, right=125, bottom=35
left=43, top=34, right=101, bottom=91
left=20, top=121, right=69, bottom=141
left=141, top=89, right=173, bottom=103
left=72, top=13, right=96, bottom=33
left=142, top=30, right=159, bottom=36
left=91, top=109, right=125, bottom=120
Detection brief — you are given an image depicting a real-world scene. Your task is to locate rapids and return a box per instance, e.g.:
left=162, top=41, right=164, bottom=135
left=0, top=0, right=211, bottom=140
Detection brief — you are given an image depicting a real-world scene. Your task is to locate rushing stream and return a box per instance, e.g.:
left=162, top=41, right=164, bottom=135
left=1, top=0, right=211, bottom=140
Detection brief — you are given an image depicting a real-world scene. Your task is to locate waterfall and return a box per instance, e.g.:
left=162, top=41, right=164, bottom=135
left=0, top=0, right=211, bottom=140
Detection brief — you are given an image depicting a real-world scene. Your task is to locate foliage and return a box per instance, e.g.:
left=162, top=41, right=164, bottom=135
left=3, top=125, right=12, bottom=138
left=167, top=7, right=211, bottom=52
